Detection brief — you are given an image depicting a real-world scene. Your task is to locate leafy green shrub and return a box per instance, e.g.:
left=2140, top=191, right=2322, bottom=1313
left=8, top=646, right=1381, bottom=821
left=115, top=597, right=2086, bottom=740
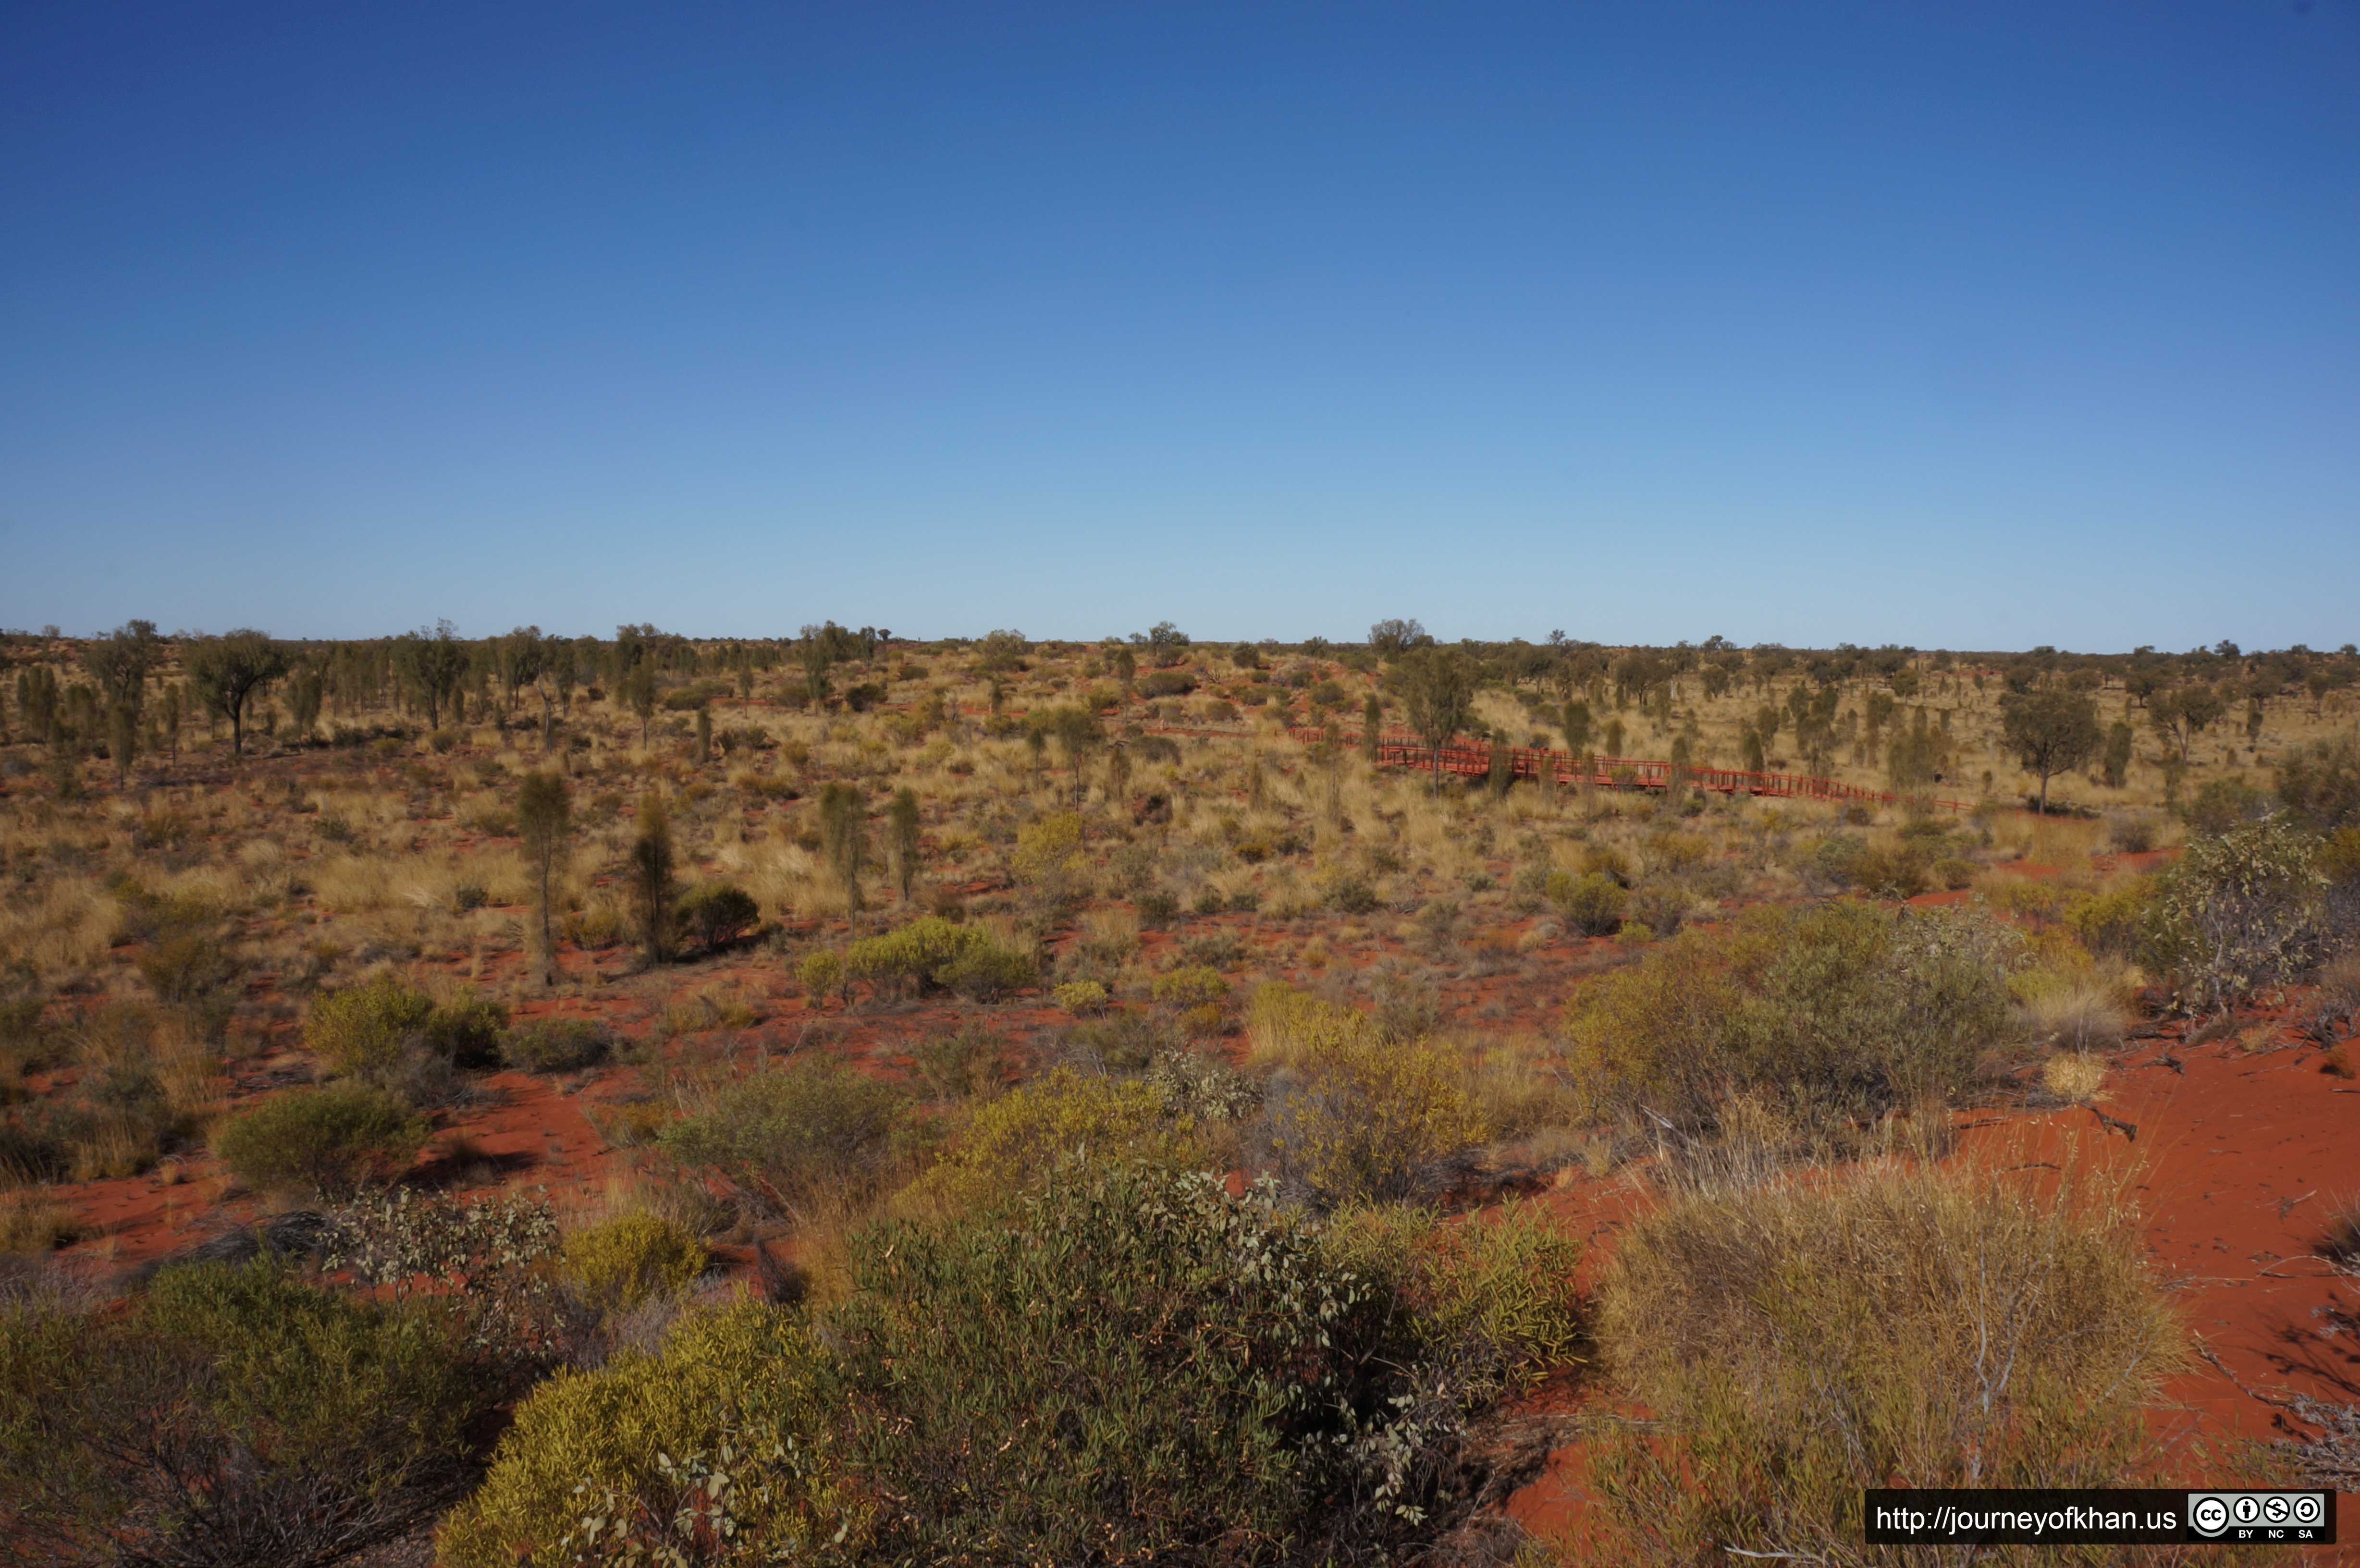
left=1932, top=855, right=1978, bottom=890
left=1625, top=882, right=1693, bottom=937
left=2064, top=876, right=2159, bottom=963
left=1546, top=869, right=1627, bottom=936
left=916, top=1067, right=1196, bottom=1213
left=1591, top=1161, right=2178, bottom=1563
left=1150, top=963, right=1229, bottom=1010
left=2186, top=775, right=2274, bottom=838
left=422, top=988, right=507, bottom=1069
left=845, top=915, right=1036, bottom=999
left=498, top=1017, right=610, bottom=1073
left=1328, top=873, right=1382, bottom=914
left=659, top=1054, right=908, bottom=1220
left=2279, top=733, right=2360, bottom=832
left=1250, top=987, right=1487, bottom=1205
left=438, top=1302, right=853, bottom=1568
left=1562, top=901, right=2024, bottom=1133
left=674, top=880, right=760, bottom=951
left=214, top=1082, right=429, bottom=1198
left=796, top=948, right=845, bottom=1003
left=0, top=1259, right=480, bottom=1567
left=564, top=1213, right=706, bottom=1312
left=2142, top=817, right=2329, bottom=1007
left=307, top=974, right=436, bottom=1077
left=834, top=1166, right=1424, bottom=1563
left=1324, top=1200, right=1584, bottom=1394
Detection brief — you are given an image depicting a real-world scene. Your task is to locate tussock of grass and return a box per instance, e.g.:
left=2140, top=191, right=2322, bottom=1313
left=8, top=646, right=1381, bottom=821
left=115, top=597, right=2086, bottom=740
left=1594, top=1152, right=2180, bottom=1564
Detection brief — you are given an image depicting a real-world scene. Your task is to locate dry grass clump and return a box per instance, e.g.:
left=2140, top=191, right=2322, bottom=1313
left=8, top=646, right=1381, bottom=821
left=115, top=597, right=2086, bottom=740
left=1593, top=1154, right=2181, bottom=1563
left=2040, top=1051, right=2107, bottom=1104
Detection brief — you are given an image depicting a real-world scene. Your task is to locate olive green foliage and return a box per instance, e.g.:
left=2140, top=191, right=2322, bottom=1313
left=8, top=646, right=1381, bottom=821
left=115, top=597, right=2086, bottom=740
left=674, top=879, right=760, bottom=951
left=2142, top=816, right=2330, bottom=1008
left=917, top=1067, right=1200, bottom=1213
left=1010, top=808, right=1090, bottom=906
left=1249, top=986, right=1488, bottom=1205
left=0, top=1260, right=479, bottom=1568
left=659, top=1054, right=909, bottom=1220
left=1547, top=869, right=1628, bottom=936
left=628, top=793, right=676, bottom=963
left=422, top=987, right=508, bottom=1069
left=1998, top=684, right=2101, bottom=815
left=214, top=1082, right=430, bottom=1198
left=564, top=1213, right=707, bottom=1312
left=307, top=973, right=436, bottom=1077
left=1592, top=1162, right=2179, bottom=1565
left=1562, top=901, right=2025, bottom=1132
left=832, top=1166, right=1421, bottom=1564
left=439, top=1303, right=854, bottom=1568
left=2277, top=733, right=2360, bottom=832
left=498, top=1016, right=610, bottom=1073
left=1323, top=1200, right=1585, bottom=1395
left=844, top=914, right=1036, bottom=1000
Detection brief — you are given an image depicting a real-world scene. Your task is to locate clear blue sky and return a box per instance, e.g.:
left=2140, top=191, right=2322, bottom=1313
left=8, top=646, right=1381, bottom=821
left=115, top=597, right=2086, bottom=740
left=3, top=2, right=2354, bottom=650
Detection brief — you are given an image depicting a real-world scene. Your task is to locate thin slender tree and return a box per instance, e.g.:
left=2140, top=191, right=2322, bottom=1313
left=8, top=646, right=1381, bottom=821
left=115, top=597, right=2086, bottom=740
left=628, top=794, right=676, bottom=964
left=518, top=772, right=572, bottom=985
left=818, top=783, right=866, bottom=916
left=886, top=787, right=922, bottom=904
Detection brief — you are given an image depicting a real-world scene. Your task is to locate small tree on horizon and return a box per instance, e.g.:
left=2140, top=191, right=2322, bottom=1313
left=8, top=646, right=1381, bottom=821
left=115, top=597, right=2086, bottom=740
left=2001, top=684, right=2102, bottom=816
left=184, top=630, right=289, bottom=758
left=1400, top=648, right=1474, bottom=794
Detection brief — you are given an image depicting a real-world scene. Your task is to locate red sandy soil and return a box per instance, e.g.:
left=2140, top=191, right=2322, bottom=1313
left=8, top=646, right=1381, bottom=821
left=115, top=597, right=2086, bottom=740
left=1502, top=1000, right=2360, bottom=1556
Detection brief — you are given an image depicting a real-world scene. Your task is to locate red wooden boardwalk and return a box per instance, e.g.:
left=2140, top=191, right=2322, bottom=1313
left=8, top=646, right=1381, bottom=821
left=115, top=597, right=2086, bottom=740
left=1289, top=728, right=1971, bottom=813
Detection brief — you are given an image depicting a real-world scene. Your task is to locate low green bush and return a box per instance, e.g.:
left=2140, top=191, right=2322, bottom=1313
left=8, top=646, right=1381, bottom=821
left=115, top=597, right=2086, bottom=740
left=845, top=915, right=1034, bottom=1000
left=307, top=974, right=436, bottom=1077
left=422, top=988, right=508, bottom=1069
left=1547, top=870, right=1627, bottom=936
left=439, top=1302, right=852, bottom=1568
left=214, top=1082, right=429, bottom=1198
left=2142, top=817, right=2329, bottom=1007
left=0, top=1259, right=480, bottom=1567
left=674, top=881, right=760, bottom=951
left=563, top=1213, right=706, bottom=1312
left=1590, top=1162, right=2178, bottom=1563
left=658, top=1054, right=908, bottom=1220
left=1562, top=900, right=2024, bottom=1133
left=498, top=1017, right=610, bottom=1073
left=833, top=1166, right=1414, bottom=1563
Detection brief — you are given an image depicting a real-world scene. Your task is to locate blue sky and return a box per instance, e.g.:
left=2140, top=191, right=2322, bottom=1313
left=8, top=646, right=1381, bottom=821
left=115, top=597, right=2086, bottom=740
left=2, top=2, right=2355, bottom=650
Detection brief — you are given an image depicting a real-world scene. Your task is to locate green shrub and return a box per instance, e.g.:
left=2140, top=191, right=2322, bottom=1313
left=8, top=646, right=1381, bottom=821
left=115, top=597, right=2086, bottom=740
left=844, top=915, right=1036, bottom=1000
left=2142, top=817, right=2329, bottom=1007
left=0, top=1260, right=480, bottom=1567
left=498, top=1017, right=610, bottom=1073
left=214, top=1082, right=429, bottom=1198
left=1591, top=1161, right=2178, bottom=1563
left=1327, top=873, right=1382, bottom=914
left=1323, top=1199, right=1585, bottom=1394
left=916, top=1067, right=1196, bottom=1213
left=658, top=1054, right=908, bottom=1220
left=674, top=881, right=760, bottom=951
left=1250, top=988, right=1487, bottom=1205
left=438, top=1302, right=853, bottom=1568
left=2186, top=775, right=2274, bottom=838
left=1546, top=870, right=1627, bottom=936
left=564, top=1213, right=706, bottom=1312
left=1562, top=901, right=2024, bottom=1132
left=1150, top=963, right=1229, bottom=1010
left=307, top=974, right=435, bottom=1077
left=422, top=988, right=508, bottom=1069
left=832, top=1166, right=1423, bottom=1563
left=796, top=948, right=845, bottom=1002
left=2279, top=733, right=2360, bottom=832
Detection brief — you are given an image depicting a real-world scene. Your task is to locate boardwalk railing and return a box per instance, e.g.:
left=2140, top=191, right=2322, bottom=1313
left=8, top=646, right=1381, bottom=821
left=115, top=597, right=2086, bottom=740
left=1290, top=729, right=1971, bottom=813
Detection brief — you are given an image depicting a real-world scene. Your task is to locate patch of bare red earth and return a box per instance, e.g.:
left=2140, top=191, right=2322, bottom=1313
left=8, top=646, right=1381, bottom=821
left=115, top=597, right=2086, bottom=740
left=1502, top=1003, right=2360, bottom=1556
